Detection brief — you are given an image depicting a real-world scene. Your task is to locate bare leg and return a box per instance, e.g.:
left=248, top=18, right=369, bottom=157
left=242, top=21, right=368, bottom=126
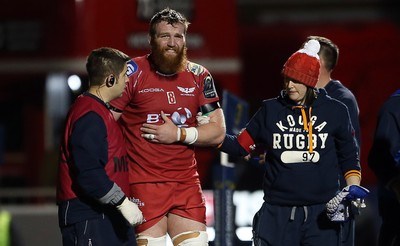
left=167, top=213, right=206, bottom=239
left=138, top=216, right=168, bottom=237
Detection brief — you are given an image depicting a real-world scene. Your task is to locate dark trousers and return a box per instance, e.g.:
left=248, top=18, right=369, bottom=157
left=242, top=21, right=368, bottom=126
left=340, top=219, right=355, bottom=246
left=253, top=202, right=341, bottom=246
left=60, top=216, right=136, bottom=246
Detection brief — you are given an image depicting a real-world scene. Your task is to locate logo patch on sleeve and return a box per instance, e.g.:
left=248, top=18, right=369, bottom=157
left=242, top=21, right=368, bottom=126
left=126, top=60, right=138, bottom=77
left=203, top=74, right=217, bottom=98
left=187, top=62, right=204, bottom=76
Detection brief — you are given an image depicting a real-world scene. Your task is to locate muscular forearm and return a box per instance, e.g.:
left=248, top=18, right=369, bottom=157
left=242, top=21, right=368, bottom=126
left=194, top=108, right=226, bottom=146
left=194, top=122, right=226, bottom=147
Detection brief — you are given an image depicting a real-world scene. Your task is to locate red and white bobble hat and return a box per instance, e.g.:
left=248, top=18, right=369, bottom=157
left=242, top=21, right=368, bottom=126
left=282, top=39, right=321, bottom=88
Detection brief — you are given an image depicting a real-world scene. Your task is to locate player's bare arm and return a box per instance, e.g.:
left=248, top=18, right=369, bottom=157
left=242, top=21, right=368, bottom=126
left=195, top=108, right=226, bottom=146
left=141, top=108, right=225, bottom=146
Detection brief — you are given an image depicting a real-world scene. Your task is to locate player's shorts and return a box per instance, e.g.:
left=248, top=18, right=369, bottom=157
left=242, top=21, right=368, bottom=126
left=131, top=181, right=206, bottom=233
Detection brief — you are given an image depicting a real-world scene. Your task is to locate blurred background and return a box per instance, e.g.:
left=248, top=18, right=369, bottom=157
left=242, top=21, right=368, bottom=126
left=0, top=0, right=398, bottom=245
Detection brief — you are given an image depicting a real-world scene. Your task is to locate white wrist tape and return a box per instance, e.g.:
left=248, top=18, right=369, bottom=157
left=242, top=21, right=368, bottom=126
left=180, top=127, right=198, bottom=145
left=177, top=128, right=181, bottom=142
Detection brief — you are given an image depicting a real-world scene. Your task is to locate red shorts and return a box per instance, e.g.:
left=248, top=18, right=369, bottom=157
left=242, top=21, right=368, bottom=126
left=131, top=181, right=206, bottom=233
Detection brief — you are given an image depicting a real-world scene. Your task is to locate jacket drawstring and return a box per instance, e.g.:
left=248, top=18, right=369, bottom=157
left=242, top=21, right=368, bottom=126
left=292, top=106, right=314, bottom=153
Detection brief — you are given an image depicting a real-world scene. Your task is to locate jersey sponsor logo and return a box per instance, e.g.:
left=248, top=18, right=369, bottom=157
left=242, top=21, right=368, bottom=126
left=177, top=86, right=195, bottom=97
left=146, top=107, right=193, bottom=127
left=113, top=155, right=128, bottom=172
left=177, top=86, right=195, bottom=94
left=187, top=62, right=204, bottom=75
left=126, top=60, right=138, bottom=77
left=138, top=88, right=165, bottom=93
left=203, top=74, right=217, bottom=98
left=171, top=107, right=192, bottom=126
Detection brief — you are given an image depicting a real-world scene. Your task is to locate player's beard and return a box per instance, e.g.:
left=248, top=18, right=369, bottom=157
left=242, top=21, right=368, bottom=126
left=150, top=43, right=187, bottom=75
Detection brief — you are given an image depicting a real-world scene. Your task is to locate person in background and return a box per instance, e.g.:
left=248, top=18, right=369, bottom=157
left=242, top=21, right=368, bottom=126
left=368, top=89, right=400, bottom=246
left=307, top=35, right=361, bottom=147
left=307, top=35, right=362, bottom=246
left=110, top=8, right=225, bottom=246
left=57, top=47, right=143, bottom=246
left=217, top=39, right=368, bottom=246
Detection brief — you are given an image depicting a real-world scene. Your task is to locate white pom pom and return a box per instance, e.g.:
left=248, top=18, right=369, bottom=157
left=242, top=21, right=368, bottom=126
left=300, top=39, right=320, bottom=58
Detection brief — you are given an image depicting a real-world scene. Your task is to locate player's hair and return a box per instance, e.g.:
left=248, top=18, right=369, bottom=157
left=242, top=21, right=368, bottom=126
left=307, top=35, right=339, bottom=71
left=86, top=47, right=130, bottom=86
left=149, top=7, right=190, bottom=38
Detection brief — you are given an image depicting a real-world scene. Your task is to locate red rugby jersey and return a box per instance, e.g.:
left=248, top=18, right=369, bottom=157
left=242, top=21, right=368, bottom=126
left=111, top=55, right=220, bottom=184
